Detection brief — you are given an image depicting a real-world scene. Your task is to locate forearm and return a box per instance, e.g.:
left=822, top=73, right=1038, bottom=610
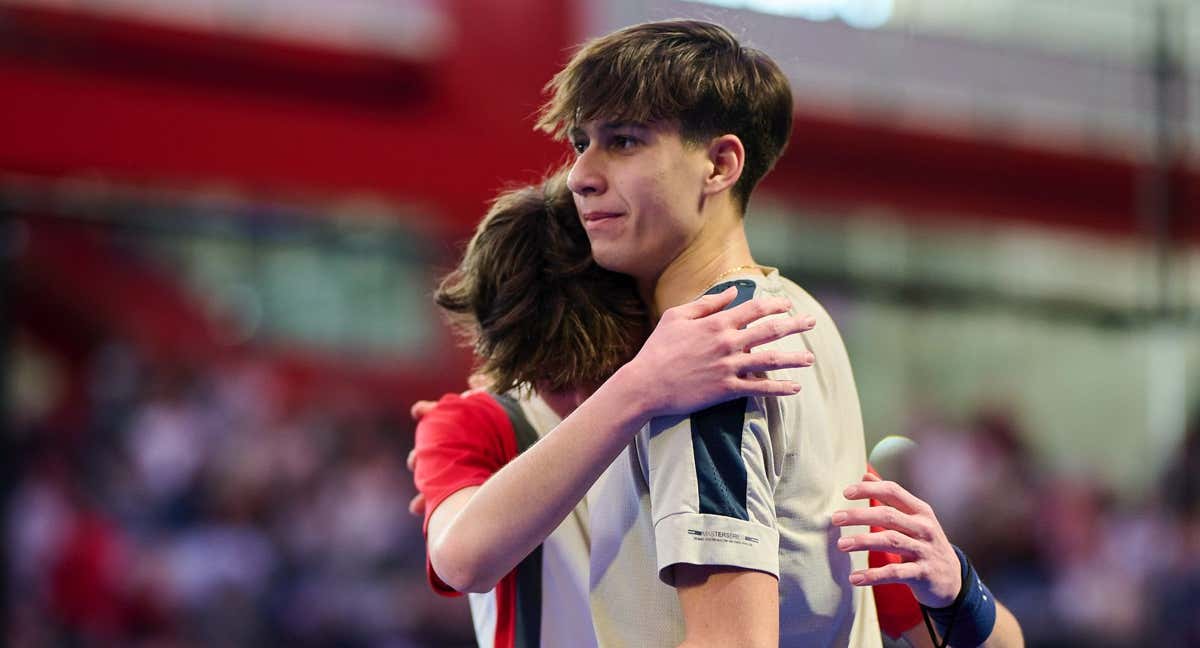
left=431, top=366, right=649, bottom=592
left=980, top=603, right=1023, bottom=648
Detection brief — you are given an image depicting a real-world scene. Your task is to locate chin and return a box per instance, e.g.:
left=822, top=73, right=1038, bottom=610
left=589, top=246, right=640, bottom=277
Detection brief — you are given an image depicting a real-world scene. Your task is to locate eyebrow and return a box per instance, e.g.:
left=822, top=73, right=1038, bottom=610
left=598, top=120, right=646, bottom=132
left=567, top=121, right=648, bottom=142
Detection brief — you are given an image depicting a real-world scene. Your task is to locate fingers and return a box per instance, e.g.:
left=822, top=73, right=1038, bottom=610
left=862, top=471, right=882, bottom=482
left=407, top=493, right=426, bottom=517
left=735, top=313, right=816, bottom=350
left=410, top=399, right=437, bottom=421
left=721, top=296, right=795, bottom=330
left=735, top=349, right=814, bottom=375
left=728, top=346, right=815, bottom=393
left=843, top=480, right=930, bottom=516
left=672, top=286, right=739, bottom=320
left=406, top=448, right=417, bottom=472
left=837, top=530, right=922, bottom=559
left=728, top=376, right=802, bottom=397
left=848, top=561, right=924, bottom=587
left=831, top=506, right=931, bottom=540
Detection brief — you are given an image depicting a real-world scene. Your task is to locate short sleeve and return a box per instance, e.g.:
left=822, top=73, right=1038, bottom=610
left=646, top=395, right=782, bottom=585
left=413, top=391, right=516, bottom=594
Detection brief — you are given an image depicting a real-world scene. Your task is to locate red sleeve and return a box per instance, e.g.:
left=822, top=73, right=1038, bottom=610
left=865, top=463, right=924, bottom=639
left=413, top=391, right=517, bottom=595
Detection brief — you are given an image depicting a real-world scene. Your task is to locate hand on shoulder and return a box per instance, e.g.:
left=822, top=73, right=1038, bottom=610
left=622, top=286, right=817, bottom=419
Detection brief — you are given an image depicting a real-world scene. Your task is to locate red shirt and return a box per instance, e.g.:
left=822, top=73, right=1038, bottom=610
left=414, top=390, right=548, bottom=648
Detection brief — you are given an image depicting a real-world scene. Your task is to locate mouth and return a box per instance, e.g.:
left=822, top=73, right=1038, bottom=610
left=581, top=211, right=623, bottom=223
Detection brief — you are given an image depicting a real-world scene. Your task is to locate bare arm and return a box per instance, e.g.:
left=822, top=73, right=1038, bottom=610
left=675, top=565, right=778, bottom=648
left=429, top=290, right=816, bottom=592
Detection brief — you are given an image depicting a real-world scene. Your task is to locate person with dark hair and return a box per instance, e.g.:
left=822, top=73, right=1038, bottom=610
left=538, top=20, right=876, bottom=646
left=412, top=168, right=645, bottom=647
left=539, top=19, right=1022, bottom=647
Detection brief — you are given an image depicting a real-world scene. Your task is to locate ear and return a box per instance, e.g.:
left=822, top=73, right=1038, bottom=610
left=702, top=134, right=745, bottom=198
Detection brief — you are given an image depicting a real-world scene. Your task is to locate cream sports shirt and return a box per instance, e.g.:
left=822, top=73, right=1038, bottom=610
left=586, top=269, right=882, bottom=647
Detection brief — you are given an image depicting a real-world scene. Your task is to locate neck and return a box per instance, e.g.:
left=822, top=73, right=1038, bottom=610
left=539, top=387, right=586, bottom=420
left=640, top=224, right=758, bottom=317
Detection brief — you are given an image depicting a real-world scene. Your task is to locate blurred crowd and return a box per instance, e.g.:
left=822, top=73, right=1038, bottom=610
left=898, top=406, right=1200, bottom=647
left=6, top=337, right=1199, bottom=647
left=6, top=339, right=475, bottom=647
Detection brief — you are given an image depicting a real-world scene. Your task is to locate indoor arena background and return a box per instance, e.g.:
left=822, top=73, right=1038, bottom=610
left=1, top=1, right=1197, bottom=646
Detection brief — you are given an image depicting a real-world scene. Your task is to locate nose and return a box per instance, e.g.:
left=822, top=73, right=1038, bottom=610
left=567, top=147, right=606, bottom=197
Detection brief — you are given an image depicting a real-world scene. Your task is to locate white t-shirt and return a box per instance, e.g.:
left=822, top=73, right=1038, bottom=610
left=586, top=269, right=882, bottom=647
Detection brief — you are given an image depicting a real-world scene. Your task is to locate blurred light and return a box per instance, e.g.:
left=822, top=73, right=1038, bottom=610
left=0, top=0, right=451, bottom=60
left=683, top=0, right=894, bottom=30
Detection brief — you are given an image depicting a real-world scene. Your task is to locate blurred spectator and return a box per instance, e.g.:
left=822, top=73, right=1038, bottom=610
left=1150, top=405, right=1200, bottom=647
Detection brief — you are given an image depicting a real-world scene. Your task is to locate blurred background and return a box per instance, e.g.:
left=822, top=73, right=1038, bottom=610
left=1, top=0, right=1197, bottom=646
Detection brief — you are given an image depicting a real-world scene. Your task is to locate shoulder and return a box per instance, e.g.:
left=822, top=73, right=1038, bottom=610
left=413, top=391, right=522, bottom=483
left=416, top=391, right=512, bottom=441
left=768, top=274, right=836, bottom=327
left=769, top=274, right=849, bottom=352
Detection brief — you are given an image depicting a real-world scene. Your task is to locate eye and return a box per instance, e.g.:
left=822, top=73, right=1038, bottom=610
left=611, top=135, right=639, bottom=150
left=571, top=139, right=588, bottom=154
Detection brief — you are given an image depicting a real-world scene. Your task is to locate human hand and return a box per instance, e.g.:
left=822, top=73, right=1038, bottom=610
left=832, top=472, right=962, bottom=608
left=624, top=287, right=816, bottom=419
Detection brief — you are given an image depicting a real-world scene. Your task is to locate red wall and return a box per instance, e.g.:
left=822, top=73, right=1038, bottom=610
left=0, top=1, right=575, bottom=238
left=1, top=1, right=1195, bottom=241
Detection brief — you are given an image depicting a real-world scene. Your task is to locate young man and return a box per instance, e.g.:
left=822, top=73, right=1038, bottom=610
left=525, top=20, right=873, bottom=646
left=532, top=19, right=1021, bottom=647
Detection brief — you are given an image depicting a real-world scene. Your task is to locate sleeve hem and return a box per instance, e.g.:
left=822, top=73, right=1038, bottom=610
left=427, top=557, right=466, bottom=597
left=653, top=512, right=780, bottom=586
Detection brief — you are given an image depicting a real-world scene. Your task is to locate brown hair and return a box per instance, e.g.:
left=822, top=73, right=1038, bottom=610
left=536, top=19, right=793, bottom=212
left=435, top=167, right=649, bottom=394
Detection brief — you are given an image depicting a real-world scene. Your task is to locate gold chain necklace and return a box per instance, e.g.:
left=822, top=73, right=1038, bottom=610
left=712, top=264, right=763, bottom=284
